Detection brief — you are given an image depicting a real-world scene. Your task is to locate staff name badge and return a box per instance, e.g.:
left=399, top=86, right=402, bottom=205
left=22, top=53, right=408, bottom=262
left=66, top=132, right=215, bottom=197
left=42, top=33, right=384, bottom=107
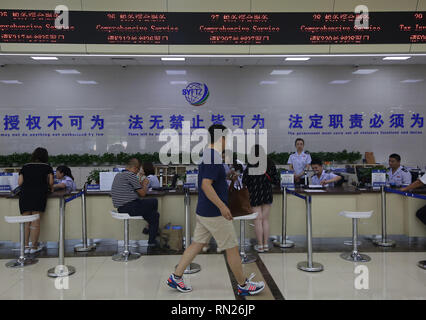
left=281, top=170, right=295, bottom=189
left=372, top=169, right=386, bottom=189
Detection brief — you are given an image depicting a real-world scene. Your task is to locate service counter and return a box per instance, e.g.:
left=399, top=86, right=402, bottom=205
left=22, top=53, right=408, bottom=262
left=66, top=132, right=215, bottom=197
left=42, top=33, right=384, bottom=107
left=0, top=187, right=425, bottom=244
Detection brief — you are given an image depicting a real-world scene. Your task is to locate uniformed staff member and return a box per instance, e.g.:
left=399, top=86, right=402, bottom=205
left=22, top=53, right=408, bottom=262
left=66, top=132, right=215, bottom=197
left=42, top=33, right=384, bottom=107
left=287, top=138, right=311, bottom=183
left=387, top=153, right=412, bottom=186
left=310, top=158, right=342, bottom=187
left=400, top=173, right=426, bottom=226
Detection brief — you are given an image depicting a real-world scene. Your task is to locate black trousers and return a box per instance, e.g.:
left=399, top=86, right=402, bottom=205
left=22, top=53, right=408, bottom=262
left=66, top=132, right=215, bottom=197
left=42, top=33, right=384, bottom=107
left=118, top=198, right=160, bottom=244
left=416, top=204, right=426, bottom=225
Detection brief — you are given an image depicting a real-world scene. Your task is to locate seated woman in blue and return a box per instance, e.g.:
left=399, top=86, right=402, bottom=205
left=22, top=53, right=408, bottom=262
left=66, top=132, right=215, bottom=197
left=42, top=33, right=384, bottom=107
left=310, top=158, right=342, bottom=187
left=53, top=166, right=77, bottom=192
left=141, top=162, right=160, bottom=189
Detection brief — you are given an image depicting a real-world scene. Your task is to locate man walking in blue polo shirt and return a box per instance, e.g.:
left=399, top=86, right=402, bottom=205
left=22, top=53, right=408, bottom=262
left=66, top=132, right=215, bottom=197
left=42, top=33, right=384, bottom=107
left=167, top=124, right=264, bottom=296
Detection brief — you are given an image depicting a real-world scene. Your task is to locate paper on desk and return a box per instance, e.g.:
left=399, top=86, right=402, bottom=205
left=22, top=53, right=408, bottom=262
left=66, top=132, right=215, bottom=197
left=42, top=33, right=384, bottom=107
left=100, top=172, right=118, bottom=191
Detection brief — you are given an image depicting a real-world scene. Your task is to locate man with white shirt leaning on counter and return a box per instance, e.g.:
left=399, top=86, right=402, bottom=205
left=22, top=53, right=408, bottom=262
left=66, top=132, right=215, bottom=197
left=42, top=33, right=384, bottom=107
left=400, top=173, right=426, bottom=226
left=310, top=158, right=342, bottom=187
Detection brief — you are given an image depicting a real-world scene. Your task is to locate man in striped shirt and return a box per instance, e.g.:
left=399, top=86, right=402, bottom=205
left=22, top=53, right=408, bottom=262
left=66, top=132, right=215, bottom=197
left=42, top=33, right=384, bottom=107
left=111, top=158, right=160, bottom=246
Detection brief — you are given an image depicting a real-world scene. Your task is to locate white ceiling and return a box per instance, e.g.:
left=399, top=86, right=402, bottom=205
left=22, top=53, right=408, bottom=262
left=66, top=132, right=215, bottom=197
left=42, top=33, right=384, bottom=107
left=0, top=54, right=426, bottom=67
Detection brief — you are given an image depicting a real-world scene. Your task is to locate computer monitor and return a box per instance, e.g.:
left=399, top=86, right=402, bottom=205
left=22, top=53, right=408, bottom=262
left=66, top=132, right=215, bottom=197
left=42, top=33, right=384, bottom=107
left=356, top=167, right=372, bottom=186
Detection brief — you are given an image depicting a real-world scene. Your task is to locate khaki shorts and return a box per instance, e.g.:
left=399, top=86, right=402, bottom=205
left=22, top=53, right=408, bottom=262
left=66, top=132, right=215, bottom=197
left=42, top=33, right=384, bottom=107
left=193, top=214, right=238, bottom=251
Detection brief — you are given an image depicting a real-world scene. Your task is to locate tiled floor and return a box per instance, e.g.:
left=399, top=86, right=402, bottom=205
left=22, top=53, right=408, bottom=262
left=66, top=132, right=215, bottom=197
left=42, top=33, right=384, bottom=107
left=260, top=252, right=426, bottom=300
left=0, top=251, right=424, bottom=300
left=0, top=255, right=235, bottom=300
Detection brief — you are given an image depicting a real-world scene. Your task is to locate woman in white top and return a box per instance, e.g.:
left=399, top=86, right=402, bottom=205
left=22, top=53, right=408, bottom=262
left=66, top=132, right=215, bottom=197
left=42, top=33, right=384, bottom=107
left=287, top=138, right=312, bottom=183
left=53, top=166, right=76, bottom=192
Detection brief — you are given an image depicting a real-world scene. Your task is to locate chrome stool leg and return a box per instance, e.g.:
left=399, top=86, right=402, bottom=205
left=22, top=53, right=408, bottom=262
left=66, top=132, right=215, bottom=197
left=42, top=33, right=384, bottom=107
left=6, top=223, right=38, bottom=268
left=112, top=219, right=140, bottom=262
left=239, top=220, right=256, bottom=264
left=341, top=218, right=371, bottom=262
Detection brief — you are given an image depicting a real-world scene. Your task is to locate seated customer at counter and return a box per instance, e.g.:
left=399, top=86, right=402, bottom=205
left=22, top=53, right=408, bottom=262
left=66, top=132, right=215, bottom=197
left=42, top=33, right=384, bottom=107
left=111, top=158, right=160, bottom=247
left=141, top=161, right=160, bottom=189
left=310, top=158, right=342, bottom=187
left=387, top=153, right=412, bottom=186
left=401, top=173, right=426, bottom=226
left=53, top=166, right=76, bottom=192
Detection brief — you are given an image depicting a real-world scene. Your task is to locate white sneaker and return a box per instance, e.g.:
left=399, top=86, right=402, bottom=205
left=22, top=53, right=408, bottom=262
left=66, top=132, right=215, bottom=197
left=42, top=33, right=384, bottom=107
left=202, top=245, right=209, bottom=253
left=254, top=244, right=264, bottom=253
left=30, top=245, right=44, bottom=254
left=263, top=244, right=269, bottom=252
left=237, top=273, right=265, bottom=296
left=24, top=247, right=31, bottom=254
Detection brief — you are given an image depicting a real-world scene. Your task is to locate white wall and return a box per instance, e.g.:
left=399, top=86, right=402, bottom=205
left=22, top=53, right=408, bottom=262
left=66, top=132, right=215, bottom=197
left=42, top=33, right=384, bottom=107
left=0, top=64, right=425, bottom=167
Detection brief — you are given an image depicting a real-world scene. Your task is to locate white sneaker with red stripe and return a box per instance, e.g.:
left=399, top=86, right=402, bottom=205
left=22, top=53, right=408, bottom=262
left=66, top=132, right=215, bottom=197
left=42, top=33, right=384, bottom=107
left=167, top=274, right=193, bottom=293
left=237, top=273, right=265, bottom=296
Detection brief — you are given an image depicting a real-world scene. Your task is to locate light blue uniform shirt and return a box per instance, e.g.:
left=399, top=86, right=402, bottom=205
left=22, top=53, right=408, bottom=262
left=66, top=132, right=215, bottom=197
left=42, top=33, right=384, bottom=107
left=288, top=151, right=312, bottom=176
left=59, top=176, right=76, bottom=192
left=311, top=171, right=338, bottom=187
left=146, top=174, right=161, bottom=188
left=387, top=166, right=412, bottom=186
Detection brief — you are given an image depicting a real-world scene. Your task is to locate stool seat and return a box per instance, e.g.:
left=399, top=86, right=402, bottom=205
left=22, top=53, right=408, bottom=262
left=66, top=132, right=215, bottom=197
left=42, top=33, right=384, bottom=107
left=110, top=210, right=143, bottom=220
left=233, top=212, right=258, bottom=221
left=339, top=211, right=373, bottom=219
left=110, top=210, right=141, bottom=262
left=5, top=214, right=40, bottom=224
left=4, top=214, right=39, bottom=268
left=339, top=210, right=373, bottom=263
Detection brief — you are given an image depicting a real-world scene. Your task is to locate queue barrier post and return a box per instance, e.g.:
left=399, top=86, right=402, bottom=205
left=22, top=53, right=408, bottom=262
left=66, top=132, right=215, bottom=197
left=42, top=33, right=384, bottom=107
left=297, top=194, right=324, bottom=272
left=373, top=186, right=396, bottom=247
left=47, top=195, right=76, bottom=278
left=74, top=184, right=96, bottom=252
left=273, top=187, right=294, bottom=248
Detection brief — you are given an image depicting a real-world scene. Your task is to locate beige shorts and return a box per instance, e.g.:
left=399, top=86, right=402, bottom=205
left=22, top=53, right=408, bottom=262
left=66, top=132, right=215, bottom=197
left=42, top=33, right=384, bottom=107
left=193, top=214, right=238, bottom=251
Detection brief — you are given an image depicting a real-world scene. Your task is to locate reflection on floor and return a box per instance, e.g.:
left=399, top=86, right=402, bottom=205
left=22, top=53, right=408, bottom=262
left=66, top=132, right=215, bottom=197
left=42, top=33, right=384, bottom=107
left=260, top=252, right=426, bottom=300
left=0, top=251, right=424, bottom=300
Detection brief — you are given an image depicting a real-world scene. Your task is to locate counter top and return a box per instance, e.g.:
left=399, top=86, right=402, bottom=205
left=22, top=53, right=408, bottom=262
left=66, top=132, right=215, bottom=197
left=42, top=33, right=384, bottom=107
left=2, top=186, right=426, bottom=199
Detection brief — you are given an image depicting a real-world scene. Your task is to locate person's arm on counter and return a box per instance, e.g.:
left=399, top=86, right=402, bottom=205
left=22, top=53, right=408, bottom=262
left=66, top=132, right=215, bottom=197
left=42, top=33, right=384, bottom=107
left=400, top=179, right=424, bottom=192
left=136, top=178, right=149, bottom=197
left=401, top=173, right=425, bottom=192
left=320, top=174, right=342, bottom=186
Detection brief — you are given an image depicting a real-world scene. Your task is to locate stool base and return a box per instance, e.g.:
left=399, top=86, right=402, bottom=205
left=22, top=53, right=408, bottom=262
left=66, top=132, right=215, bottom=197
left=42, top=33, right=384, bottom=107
left=182, top=263, right=201, bottom=274
left=418, top=260, right=426, bottom=270
left=344, top=240, right=361, bottom=246
left=6, top=257, right=38, bottom=268
left=297, top=261, right=323, bottom=272
left=241, top=253, right=257, bottom=264
left=74, top=243, right=96, bottom=252
left=373, top=239, right=396, bottom=247
left=340, top=252, right=371, bottom=262
left=273, top=239, right=295, bottom=248
left=47, top=265, right=76, bottom=278
left=112, top=251, right=141, bottom=262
